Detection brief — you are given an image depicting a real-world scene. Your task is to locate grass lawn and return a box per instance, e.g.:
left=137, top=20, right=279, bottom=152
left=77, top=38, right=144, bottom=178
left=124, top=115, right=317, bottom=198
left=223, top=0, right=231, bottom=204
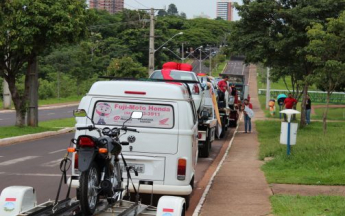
left=314, top=108, right=345, bottom=121
left=0, top=118, right=75, bottom=139
left=271, top=195, right=345, bottom=216
left=0, top=95, right=82, bottom=110
left=257, top=120, right=345, bottom=185
left=212, top=61, right=227, bottom=77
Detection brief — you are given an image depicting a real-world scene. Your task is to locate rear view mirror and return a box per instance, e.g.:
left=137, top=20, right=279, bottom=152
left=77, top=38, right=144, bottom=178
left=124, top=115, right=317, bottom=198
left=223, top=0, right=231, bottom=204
left=73, top=109, right=87, bottom=118
left=131, top=111, right=143, bottom=119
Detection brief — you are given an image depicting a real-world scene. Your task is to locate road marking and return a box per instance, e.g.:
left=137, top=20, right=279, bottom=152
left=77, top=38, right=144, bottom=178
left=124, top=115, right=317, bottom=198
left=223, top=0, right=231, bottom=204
left=47, top=113, right=56, bottom=115
left=0, top=172, right=64, bottom=177
left=0, top=156, right=3, bottom=158
left=41, top=159, right=62, bottom=167
left=0, top=156, right=39, bottom=166
left=49, top=149, right=66, bottom=154
left=67, top=110, right=73, bottom=113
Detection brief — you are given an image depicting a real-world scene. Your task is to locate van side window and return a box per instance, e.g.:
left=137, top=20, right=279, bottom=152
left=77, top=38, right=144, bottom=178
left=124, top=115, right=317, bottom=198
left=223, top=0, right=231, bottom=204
left=189, top=100, right=197, bottom=124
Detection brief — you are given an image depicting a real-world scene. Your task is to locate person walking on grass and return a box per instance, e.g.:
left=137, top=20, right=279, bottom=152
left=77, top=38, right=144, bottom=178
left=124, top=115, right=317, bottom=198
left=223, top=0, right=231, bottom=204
left=283, top=93, right=298, bottom=122
left=306, top=94, right=311, bottom=125
left=242, top=99, right=253, bottom=133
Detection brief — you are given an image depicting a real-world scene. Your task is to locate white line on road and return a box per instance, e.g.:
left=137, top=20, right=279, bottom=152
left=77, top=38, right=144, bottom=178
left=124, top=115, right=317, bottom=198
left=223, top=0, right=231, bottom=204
left=47, top=113, right=56, bottom=115
left=0, top=156, right=39, bottom=166
left=49, top=149, right=66, bottom=154
left=67, top=111, right=73, bottom=113
left=41, top=159, right=63, bottom=167
left=0, top=172, right=66, bottom=177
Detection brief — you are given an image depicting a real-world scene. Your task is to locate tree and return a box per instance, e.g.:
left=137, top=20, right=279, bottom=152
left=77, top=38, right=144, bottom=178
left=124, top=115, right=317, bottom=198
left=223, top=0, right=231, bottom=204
left=229, top=0, right=345, bottom=127
left=306, top=12, right=345, bottom=132
left=180, top=12, right=187, bottom=19
left=0, top=0, right=93, bottom=126
left=157, top=9, right=167, bottom=17
left=107, top=57, right=147, bottom=78
left=167, top=4, right=178, bottom=16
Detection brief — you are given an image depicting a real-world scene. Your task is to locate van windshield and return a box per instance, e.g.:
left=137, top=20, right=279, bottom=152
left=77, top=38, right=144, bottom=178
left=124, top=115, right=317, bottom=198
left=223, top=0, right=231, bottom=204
left=92, top=101, right=174, bottom=129
left=151, top=70, right=197, bottom=81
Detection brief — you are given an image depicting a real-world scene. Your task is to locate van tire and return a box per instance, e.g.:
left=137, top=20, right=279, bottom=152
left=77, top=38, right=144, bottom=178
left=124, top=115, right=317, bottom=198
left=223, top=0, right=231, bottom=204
left=199, top=140, right=210, bottom=158
left=183, top=177, right=194, bottom=210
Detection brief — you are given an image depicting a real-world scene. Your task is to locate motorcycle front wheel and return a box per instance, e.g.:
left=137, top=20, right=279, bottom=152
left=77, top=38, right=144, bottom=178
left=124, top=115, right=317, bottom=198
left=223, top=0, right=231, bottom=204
left=80, top=162, right=100, bottom=215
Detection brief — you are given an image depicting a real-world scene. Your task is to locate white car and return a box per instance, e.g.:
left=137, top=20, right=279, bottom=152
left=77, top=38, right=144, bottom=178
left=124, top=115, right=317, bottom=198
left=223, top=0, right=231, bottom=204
left=150, top=70, right=205, bottom=112
left=70, top=80, right=198, bottom=209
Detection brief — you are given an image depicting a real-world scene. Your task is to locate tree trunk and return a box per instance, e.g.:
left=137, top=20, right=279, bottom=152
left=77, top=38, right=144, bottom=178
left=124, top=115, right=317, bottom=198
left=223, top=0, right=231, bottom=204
left=300, top=84, right=308, bottom=127
left=27, top=56, right=39, bottom=127
left=323, top=92, right=330, bottom=134
left=4, top=66, right=30, bottom=127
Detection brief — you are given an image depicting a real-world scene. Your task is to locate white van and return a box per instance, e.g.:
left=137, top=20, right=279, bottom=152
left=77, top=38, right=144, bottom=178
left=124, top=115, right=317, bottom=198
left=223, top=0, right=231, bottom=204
left=70, top=80, right=198, bottom=207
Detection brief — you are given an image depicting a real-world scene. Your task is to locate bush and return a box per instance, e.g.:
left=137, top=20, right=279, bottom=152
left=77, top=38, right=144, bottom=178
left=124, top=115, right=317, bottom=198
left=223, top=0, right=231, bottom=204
left=38, top=79, right=55, bottom=99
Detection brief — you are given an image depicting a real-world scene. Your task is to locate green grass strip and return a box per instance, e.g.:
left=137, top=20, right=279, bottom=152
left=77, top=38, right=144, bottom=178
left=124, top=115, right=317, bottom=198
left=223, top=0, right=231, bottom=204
left=271, top=195, right=345, bottom=216
left=257, top=121, right=345, bottom=185
left=0, top=118, right=75, bottom=139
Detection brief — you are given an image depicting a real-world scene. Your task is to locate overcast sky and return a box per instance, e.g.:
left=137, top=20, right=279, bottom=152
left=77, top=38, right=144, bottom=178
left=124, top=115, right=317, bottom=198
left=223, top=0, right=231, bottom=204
left=124, top=0, right=242, bottom=20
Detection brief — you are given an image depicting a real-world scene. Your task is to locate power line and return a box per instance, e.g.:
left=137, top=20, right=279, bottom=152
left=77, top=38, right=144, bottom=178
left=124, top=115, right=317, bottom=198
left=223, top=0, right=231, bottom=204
left=124, top=2, right=138, bottom=9
left=134, top=0, right=149, bottom=9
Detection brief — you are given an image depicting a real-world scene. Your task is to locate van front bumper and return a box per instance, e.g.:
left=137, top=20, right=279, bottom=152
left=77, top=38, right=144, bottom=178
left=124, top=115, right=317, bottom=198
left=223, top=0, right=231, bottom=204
left=70, top=178, right=192, bottom=196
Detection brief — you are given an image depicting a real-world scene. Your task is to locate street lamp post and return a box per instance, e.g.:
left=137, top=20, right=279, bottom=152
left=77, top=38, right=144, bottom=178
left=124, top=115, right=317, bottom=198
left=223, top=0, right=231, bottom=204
left=148, top=32, right=183, bottom=75
left=162, top=46, right=194, bottom=63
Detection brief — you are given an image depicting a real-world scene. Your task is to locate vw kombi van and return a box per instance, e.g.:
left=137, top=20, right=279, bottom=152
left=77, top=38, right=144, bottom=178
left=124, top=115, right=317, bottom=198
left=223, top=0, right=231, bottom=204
left=70, top=80, right=198, bottom=207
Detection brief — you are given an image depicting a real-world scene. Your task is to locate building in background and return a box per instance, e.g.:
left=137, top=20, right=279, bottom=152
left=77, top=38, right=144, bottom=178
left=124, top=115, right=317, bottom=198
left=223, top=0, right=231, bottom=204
left=216, top=0, right=233, bottom=21
left=89, top=0, right=124, bottom=14
left=193, top=12, right=211, bottom=19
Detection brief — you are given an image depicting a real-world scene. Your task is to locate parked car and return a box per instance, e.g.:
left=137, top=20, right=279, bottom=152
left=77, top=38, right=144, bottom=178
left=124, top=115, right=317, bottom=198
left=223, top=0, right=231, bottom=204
left=150, top=70, right=205, bottom=112
left=70, top=80, right=198, bottom=209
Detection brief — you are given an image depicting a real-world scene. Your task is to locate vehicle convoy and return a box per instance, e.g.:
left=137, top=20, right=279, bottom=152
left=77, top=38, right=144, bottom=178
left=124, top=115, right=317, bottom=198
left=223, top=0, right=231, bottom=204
left=71, top=79, right=198, bottom=209
left=0, top=111, right=186, bottom=216
left=150, top=62, right=224, bottom=158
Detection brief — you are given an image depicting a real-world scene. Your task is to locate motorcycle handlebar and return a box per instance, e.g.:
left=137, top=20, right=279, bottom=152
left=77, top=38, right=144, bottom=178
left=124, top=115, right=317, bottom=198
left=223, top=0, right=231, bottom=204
left=77, top=125, right=95, bottom=131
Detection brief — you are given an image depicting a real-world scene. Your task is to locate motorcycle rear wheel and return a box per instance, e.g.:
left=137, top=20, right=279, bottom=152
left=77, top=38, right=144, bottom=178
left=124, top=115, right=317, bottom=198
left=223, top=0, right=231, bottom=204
left=80, top=162, right=100, bottom=216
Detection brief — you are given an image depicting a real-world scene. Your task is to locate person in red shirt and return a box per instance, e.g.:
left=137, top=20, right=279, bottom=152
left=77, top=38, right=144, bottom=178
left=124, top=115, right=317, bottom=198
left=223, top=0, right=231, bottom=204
left=242, top=99, right=253, bottom=133
left=217, top=76, right=229, bottom=93
left=283, top=93, right=298, bottom=121
left=217, top=76, right=229, bottom=104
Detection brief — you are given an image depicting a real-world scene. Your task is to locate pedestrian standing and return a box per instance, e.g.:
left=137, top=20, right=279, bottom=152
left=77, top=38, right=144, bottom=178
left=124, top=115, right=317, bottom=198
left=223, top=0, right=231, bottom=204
left=283, top=93, right=298, bottom=122
left=242, top=99, right=253, bottom=133
left=306, top=94, right=311, bottom=125
left=217, top=76, right=229, bottom=108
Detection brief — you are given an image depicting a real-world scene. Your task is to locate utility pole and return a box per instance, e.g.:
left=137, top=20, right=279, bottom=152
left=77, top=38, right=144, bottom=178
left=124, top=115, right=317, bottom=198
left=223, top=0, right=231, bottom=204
left=199, top=49, right=202, bottom=73
left=181, top=43, right=184, bottom=62
left=148, top=8, right=155, bottom=75
left=209, top=49, right=212, bottom=76
left=266, top=67, right=271, bottom=109
left=27, top=56, right=38, bottom=127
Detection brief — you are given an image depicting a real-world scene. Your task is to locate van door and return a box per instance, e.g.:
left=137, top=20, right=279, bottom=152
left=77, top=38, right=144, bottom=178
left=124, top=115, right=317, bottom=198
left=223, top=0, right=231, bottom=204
left=89, top=99, right=179, bottom=154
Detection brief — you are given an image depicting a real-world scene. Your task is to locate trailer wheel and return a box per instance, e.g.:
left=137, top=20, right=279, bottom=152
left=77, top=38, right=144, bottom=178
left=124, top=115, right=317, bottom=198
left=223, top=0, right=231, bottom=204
left=199, top=140, right=210, bottom=158
left=79, top=162, right=100, bottom=216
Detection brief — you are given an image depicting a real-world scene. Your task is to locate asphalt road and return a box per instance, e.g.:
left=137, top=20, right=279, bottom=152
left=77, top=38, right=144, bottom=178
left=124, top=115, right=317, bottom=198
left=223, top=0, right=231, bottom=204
left=223, top=58, right=250, bottom=85
left=0, top=105, right=78, bottom=126
left=0, top=128, right=235, bottom=212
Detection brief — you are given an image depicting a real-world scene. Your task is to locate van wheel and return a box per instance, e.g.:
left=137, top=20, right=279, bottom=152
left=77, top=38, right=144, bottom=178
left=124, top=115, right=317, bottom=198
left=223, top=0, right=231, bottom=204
left=183, top=177, right=194, bottom=210
left=199, top=141, right=210, bottom=158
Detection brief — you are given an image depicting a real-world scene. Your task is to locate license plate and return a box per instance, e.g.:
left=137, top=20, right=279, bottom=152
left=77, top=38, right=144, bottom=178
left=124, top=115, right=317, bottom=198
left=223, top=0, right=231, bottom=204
left=121, top=164, right=145, bottom=173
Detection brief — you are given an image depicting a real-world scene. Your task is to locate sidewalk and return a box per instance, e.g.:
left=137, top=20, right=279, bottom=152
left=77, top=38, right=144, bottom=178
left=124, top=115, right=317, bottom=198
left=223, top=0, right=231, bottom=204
left=198, top=65, right=272, bottom=216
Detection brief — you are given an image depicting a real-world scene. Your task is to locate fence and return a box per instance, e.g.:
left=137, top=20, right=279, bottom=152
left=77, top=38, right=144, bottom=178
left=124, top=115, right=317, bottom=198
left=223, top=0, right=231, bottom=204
left=258, top=89, right=345, bottom=104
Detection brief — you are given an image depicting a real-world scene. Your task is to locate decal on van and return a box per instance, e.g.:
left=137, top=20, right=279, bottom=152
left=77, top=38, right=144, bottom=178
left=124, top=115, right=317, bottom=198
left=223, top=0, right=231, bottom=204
left=93, top=102, right=174, bottom=129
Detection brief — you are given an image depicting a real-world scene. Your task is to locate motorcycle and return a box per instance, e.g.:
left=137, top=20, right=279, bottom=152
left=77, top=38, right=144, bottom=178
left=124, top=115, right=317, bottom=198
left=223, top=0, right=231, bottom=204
left=71, top=109, right=142, bottom=215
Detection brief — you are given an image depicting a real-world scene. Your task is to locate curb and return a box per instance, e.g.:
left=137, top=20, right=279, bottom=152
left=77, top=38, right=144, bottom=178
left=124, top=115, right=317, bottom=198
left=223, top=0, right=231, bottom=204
left=0, top=103, right=79, bottom=114
left=0, top=127, right=75, bottom=147
left=192, top=114, right=242, bottom=216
